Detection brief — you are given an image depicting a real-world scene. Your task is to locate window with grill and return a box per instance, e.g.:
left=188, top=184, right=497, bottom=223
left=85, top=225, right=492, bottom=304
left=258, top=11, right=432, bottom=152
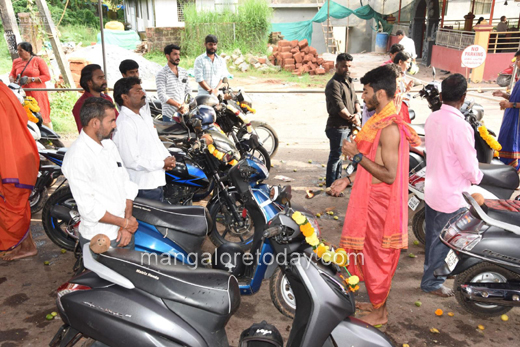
left=474, top=0, right=492, bottom=15
left=177, top=0, right=195, bottom=22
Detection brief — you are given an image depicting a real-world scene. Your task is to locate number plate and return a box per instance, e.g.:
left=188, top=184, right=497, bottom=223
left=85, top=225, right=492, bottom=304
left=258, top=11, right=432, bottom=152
left=445, top=249, right=459, bottom=272
left=408, top=195, right=420, bottom=211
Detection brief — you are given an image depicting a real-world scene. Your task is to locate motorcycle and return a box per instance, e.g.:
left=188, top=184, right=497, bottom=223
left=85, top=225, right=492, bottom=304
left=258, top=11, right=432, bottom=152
left=49, top=200, right=394, bottom=347
left=29, top=149, right=64, bottom=214
left=8, top=82, right=64, bottom=149
left=406, top=78, right=511, bottom=245
left=496, top=57, right=518, bottom=87
left=434, top=192, right=520, bottom=318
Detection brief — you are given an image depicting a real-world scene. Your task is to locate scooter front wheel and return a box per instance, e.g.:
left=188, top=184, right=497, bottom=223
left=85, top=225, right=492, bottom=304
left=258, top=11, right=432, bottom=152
left=42, top=185, right=78, bottom=251
left=270, top=267, right=296, bottom=318
left=412, top=206, right=426, bottom=246
left=454, top=261, right=519, bottom=317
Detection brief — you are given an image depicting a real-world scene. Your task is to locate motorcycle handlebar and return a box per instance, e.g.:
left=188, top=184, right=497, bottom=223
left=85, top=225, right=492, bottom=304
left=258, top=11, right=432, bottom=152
left=263, top=226, right=283, bottom=239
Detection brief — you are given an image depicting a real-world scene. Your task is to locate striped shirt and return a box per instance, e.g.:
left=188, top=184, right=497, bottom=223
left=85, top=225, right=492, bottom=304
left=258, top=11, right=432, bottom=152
left=193, top=53, right=228, bottom=95
left=155, top=65, right=190, bottom=120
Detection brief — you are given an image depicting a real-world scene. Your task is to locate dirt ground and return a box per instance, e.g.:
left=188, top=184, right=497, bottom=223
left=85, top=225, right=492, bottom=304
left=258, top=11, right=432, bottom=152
left=1, top=57, right=519, bottom=347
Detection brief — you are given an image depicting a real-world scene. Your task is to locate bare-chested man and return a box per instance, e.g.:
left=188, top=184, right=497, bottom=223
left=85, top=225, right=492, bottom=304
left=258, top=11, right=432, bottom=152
left=339, top=64, right=420, bottom=325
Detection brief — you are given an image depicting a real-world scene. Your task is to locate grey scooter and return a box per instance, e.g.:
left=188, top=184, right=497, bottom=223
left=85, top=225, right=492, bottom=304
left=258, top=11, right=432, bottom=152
left=49, top=210, right=394, bottom=346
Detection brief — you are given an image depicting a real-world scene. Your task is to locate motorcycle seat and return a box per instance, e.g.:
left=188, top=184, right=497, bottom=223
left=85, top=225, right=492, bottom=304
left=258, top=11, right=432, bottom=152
left=154, top=120, right=188, bottom=135
left=479, top=163, right=520, bottom=190
left=133, top=198, right=210, bottom=238
left=484, top=200, right=520, bottom=227
left=410, top=124, right=425, bottom=136
left=97, top=248, right=240, bottom=316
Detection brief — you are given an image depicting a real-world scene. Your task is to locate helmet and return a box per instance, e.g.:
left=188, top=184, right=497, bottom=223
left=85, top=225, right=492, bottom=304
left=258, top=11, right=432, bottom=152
left=195, top=94, right=219, bottom=107
left=239, top=320, right=284, bottom=347
left=193, top=105, right=217, bottom=127
left=212, top=243, right=245, bottom=277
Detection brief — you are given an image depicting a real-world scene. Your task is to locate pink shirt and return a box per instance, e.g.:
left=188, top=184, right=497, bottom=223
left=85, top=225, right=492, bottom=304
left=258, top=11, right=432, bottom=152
left=424, top=104, right=483, bottom=213
left=381, top=59, right=393, bottom=66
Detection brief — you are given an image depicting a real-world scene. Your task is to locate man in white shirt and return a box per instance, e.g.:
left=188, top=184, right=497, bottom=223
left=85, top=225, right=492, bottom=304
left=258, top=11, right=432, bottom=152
left=62, top=97, right=139, bottom=248
left=155, top=45, right=190, bottom=122
left=193, top=35, right=228, bottom=96
left=112, top=77, right=177, bottom=202
left=396, top=30, right=417, bottom=63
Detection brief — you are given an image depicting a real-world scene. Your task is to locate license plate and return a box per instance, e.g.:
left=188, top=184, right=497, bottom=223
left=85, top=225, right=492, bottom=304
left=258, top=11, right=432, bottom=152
left=408, top=195, right=420, bottom=211
left=445, top=249, right=459, bottom=272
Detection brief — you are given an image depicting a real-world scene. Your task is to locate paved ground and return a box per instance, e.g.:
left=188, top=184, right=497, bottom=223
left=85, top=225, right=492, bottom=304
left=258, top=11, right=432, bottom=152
left=1, top=59, right=519, bottom=347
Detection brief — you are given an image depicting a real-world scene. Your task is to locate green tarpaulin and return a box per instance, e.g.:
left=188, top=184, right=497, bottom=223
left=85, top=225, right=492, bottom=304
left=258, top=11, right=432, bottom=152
left=271, top=2, right=392, bottom=45
left=96, top=29, right=141, bottom=50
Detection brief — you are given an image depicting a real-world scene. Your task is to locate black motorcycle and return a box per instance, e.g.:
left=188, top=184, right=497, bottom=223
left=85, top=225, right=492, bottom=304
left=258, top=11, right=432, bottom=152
left=435, top=192, right=520, bottom=318
left=49, top=178, right=394, bottom=346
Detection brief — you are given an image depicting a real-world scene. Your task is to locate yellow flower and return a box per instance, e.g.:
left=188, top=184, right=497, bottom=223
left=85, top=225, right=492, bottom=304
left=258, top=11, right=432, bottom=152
left=292, top=211, right=307, bottom=225
left=333, top=252, right=348, bottom=267
left=305, top=233, right=320, bottom=246
left=348, top=275, right=360, bottom=286
left=478, top=126, right=502, bottom=151
left=207, top=144, right=216, bottom=154
left=315, top=244, right=328, bottom=257
left=300, top=222, right=315, bottom=237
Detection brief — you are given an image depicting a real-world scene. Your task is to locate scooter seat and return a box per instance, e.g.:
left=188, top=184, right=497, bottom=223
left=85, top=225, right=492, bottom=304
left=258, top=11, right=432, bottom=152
left=479, top=163, right=519, bottom=191
left=410, top=124, right=425, bottom=136
left=133, top=198, right=211, bottom=253
left=97, top=248, right=240, bottom=316
left=485, top=200, right=520, bottom=227
left=154, top=120, right=188, bottom=136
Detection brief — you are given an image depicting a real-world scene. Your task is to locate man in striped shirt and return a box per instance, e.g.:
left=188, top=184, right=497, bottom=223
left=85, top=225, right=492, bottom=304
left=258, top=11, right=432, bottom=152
left=155, top=44, right=190, bottom=122
left=193, top=35, right=228, bottom=96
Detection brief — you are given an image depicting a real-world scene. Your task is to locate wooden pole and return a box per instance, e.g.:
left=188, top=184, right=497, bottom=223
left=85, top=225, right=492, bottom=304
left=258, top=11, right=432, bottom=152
left=398, top=0, right=402, bottom=23
left=34, top=0, right=74, bottom=87
left=489, top=0, right=496, bottom=25
left=0, top=0, right=23, bottom=60
left=441, top=0, right=447, bottom=28
left=97, top=0, right=107, bottom=85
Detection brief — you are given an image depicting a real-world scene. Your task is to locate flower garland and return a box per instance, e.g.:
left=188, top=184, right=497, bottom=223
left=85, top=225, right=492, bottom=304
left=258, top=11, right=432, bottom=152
left=23, top=96, right=40, bottom=123
left=207, top=144, right=238, bottom=166
left=291, top=211, right=359, bottom=292
left=478, top=125, right=502, bottom=151
left=240, top=103, right=256, bottom=114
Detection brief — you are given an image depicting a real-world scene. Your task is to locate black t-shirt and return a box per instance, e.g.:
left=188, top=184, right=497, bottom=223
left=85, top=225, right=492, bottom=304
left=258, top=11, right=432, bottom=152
left=325, top=73, right=359, bottom=129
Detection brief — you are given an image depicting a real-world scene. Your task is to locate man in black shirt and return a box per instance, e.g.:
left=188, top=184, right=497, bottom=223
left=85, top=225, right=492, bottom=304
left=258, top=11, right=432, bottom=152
left=324, top=53, right=361, bottom=189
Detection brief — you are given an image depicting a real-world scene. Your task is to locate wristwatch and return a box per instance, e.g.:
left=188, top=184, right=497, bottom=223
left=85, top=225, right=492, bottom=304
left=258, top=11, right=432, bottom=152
left=31, top=77, right=35, bottom=83
left=513, top=102, right=517, bottom=109
left=352, top=153, right=363, bottom=164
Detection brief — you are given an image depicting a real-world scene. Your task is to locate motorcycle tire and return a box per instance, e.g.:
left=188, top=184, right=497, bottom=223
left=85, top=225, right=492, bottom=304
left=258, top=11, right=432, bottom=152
left=208, top=191, right=256, bottom=251
left=247, top=145, right=271, bottom=172
left=270, top=267, right=296, bottom=318
left=251, top=121, right=279, bottom=158
left=40, top=138, right=65, bottom=149
left=411, top=206, right=426, bottom=246
left=30, top=186, right=48, bottom=214
left=497, top=74, right=512, bottom=88
left=42, top=185, right=78, bottom=251
left=454, top=262, right=519, bottom=318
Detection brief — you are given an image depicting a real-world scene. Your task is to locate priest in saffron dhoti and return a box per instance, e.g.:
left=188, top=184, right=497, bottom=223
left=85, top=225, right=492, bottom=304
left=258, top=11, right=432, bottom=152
left=339, top=64, right=420, bottom=326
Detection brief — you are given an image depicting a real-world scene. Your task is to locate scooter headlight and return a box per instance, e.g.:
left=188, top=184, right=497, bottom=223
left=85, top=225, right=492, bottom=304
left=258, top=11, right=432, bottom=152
left=304, top=213, right=322, bottom=238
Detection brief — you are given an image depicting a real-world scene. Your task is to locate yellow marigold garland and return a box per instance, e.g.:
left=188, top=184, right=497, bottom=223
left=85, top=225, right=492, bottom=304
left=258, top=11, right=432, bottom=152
left=207, top=144, right=238, bottom=166
left=478, top=125, right=502, bottom=151
left=240, top=103, right=256, bottom=114
left=291, top=211, right=359, bottom=292
left=23, top=97, right=40, bottom=123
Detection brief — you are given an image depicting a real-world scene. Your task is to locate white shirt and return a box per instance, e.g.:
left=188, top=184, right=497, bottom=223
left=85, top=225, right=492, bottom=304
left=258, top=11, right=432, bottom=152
left=112, top=105, right=171, bottom=190
left=193, top=53, right=228, bottom=95
left=399, top=36, right=417, bottom=59
left=62, top=131, right=138, bottom=240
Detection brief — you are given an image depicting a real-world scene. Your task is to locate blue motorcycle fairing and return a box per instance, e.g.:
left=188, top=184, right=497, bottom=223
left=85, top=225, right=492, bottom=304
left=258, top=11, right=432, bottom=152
left=134, top=221, right=193, bottom=264
left=251, top=185, right=282, bottom=224
left=246, top=157, right=268, bottom=182
left=165, top=161, right=208, bottom=188
left=239, top=240, right=275, bottom=295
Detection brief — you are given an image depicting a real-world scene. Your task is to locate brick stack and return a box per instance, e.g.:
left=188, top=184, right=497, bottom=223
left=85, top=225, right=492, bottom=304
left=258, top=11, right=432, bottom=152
left=68, top=57, right=90, bottom=88
left=268, top=39, right=335, bottom=76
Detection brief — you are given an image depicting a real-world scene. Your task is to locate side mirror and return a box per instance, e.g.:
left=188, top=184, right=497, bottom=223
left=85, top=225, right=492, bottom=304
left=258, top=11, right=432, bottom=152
left=432, top=67, right=436, bottom=80
left=222, top=77, right=228, bottom=84
left=184, top=93, right=192, bottom=104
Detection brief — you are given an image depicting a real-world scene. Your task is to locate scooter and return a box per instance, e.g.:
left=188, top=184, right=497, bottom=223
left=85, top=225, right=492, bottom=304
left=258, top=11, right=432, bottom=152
left=497, top=57, right=518, bottom=87
left=434, top=192, right=520, bottom=318
left=49, top=197, right=394, bottom=346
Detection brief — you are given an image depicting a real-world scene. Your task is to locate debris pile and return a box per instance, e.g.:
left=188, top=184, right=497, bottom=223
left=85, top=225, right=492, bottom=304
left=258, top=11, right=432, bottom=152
left=222, top=49, right=281, bottom=73
left=269, top=39, right=335, bottom=76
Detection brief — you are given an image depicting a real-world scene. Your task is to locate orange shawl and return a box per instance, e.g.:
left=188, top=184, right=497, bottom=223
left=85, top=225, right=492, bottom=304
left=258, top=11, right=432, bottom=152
left=340, top=101, right=420, bottom=250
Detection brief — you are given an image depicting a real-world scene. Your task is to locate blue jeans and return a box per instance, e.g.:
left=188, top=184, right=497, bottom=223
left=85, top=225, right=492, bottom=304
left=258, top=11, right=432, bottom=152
left=420, top=204, right=465, bottom=292
left=325, top=127, right=352, bottom=187
left=137, top=187, right=164, bottom=202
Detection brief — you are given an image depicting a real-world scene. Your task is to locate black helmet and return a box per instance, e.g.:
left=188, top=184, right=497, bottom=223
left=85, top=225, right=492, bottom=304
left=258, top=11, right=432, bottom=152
left=239, top=320, right=284, bottom=347
left=193, top=105, right=216, bottom=128
left=212, top=243, right=245, bottom=277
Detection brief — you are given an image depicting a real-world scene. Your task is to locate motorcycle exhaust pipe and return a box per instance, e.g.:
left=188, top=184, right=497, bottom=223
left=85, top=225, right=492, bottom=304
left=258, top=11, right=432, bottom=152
left=461, top=283, right=520, bottom=307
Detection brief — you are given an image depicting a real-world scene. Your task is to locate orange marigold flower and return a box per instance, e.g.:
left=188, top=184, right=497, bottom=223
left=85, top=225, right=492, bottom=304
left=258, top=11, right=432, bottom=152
left=435, top=309, right=443, bottom=316
left=300, top=222, right=315, bottom=237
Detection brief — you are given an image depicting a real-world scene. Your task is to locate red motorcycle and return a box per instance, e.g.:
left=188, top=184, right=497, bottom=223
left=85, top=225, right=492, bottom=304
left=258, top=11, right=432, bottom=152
left=497, top=58, right=518, bottom=87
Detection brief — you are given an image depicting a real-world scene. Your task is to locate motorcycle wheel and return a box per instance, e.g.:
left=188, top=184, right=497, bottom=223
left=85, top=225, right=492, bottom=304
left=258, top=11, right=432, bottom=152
left=40, top=138, right=65, bottom=149
left=411, top=206, right=426, bottom=246
left=497, top=74, right=512, bottom=88
left=247, top=145, right=271, bottom=172
left=30, top=186, right=48, bottom=214
left=42, top=185, right=78, bottom=251
left=270, top=267, right=296, bottom=318
left=454, top=262, right=519, bottom=317
left=208, top=191, right=256, bottom=251
left=251, top=121, right=279, bottom=158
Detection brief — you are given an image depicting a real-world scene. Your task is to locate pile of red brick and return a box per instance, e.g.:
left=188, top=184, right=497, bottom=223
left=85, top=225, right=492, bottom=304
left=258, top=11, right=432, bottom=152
left=268, top=39, right=335, bottom=76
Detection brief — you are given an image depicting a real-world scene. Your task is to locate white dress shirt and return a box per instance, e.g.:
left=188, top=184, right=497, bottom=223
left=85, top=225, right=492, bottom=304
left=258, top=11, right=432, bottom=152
left=193, top=53, right=229, bottom=95
left=112, top=105, right=171, bottom=190
left=62, top=131, right=138, bottom=240
left=399, top=36, right=417, bottom=59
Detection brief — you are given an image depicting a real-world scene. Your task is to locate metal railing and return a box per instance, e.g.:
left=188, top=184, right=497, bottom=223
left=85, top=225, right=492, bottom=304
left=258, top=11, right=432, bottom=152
left=435, top=28, right=475, bottom=50
left=488, top=31, right=520, bottom=53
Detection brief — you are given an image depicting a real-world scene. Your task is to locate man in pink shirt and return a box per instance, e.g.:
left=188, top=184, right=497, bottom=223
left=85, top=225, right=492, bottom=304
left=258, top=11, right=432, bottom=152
left=421, top=74, right=483, bottom=297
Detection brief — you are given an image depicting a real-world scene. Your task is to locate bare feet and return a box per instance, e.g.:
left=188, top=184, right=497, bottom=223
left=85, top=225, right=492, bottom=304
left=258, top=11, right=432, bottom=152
left=356, top=301, right=374, bottom=312
left=1, top=233, right=38, bottom=261
left=358, top=304, right=388, bottom=326
left=427, top=285, right=454, bottom=297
